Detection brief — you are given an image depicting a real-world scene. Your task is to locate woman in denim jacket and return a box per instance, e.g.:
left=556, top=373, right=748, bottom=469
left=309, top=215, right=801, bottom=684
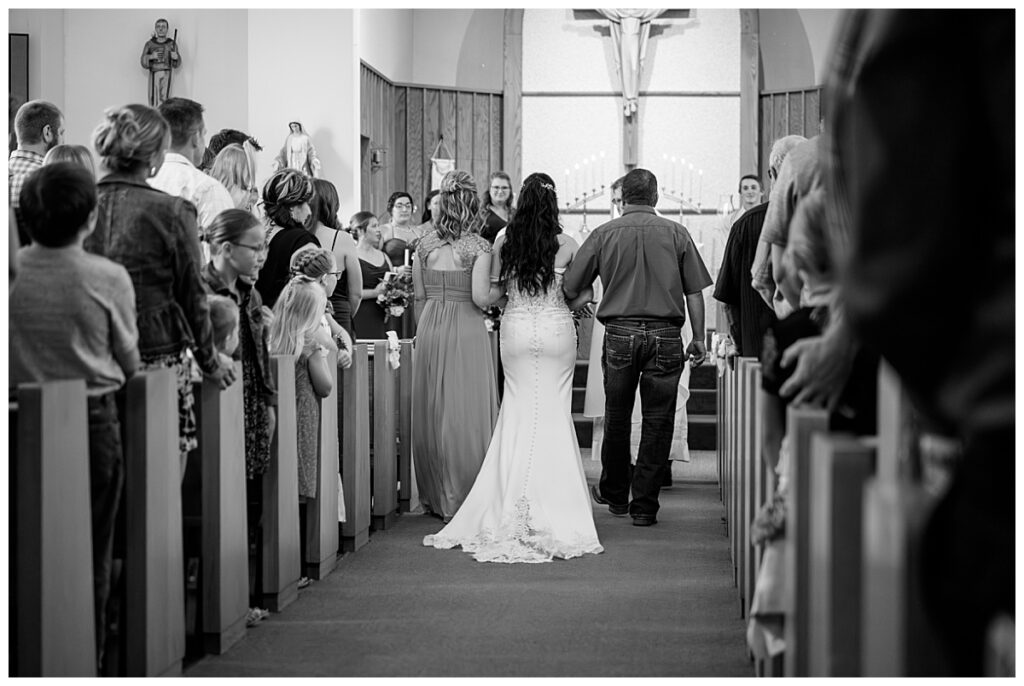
left=87, top=104, right=235, bottom=472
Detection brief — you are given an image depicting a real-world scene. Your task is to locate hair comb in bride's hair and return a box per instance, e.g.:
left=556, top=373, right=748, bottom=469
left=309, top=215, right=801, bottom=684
left=540, top=183, right=555, bottom=192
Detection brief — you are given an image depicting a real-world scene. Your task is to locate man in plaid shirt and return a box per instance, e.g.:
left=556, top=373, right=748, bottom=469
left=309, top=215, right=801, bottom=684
left=9, top=100, right=64, bottom=244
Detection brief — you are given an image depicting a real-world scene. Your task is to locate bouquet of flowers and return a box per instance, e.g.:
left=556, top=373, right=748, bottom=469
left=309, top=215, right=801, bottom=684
left=482, top=305, right=503, bottom=333
left=377, top=271, right=413, bottom=322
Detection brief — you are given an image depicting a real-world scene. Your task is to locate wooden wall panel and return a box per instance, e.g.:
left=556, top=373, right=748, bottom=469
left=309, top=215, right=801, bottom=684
left=489, top=95, right=503, bottom=176
left=805, top=89, right=821, bottom=136
left=502, top=9, right=524, bottom=188
left=790, top=92, right=805, bottom=140
left=406, top=88, right=424, bottom=211
left=393, top=87, right=407, bottom=208
left=473, top=93, right=491, bottom=189
left=360, top=63, right=502, bottom=215
left=758, top=86, right=823, bottom=189
left=773, top=94, right=788, bottom=144
left=456, top=91, right=474, bottom=178
left=422, top=89, right=441, bottom=207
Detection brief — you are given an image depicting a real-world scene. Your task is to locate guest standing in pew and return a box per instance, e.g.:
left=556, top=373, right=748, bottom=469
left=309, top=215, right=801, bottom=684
left=289, top=245, right=355, bottom=369
left=86, top=104, right=236, bottom=476
left=10, top=163, right=140, bottom=670
left=310, top=179, right=362, bottom=340
left=269, top=275, right=335, bottom=589
left=201, top=209, right=280, bottom=625
left=43, top=143, right=97, bottom=177
left=412, top=170, right=499, bottom=523
left=254, top=169, right=320, bottom=308
left=351, top=211, right=396, bottom=340
left=826, top=10, right=1013, bottom=675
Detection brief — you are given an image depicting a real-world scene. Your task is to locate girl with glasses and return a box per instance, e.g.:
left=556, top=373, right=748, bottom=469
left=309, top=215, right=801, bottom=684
left=201, top=208, right=277, bottom=624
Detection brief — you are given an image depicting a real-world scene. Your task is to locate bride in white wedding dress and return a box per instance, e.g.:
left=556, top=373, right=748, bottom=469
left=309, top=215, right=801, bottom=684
left=423, top=172, right=604, bottom=563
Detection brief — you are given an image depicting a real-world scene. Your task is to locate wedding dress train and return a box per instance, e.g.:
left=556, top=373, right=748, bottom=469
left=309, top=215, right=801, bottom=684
left=423, top=270, right=604, bottom=563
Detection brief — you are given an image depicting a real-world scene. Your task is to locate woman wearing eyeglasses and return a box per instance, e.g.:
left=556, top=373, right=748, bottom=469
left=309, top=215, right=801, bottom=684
left=478, top=171, right=515, bottom=244
left=201, top=208, right=277, bottom=621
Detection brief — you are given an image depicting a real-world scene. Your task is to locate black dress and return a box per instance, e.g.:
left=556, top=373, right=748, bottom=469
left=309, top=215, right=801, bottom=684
left=479, top=207, right=509, bottom=244
left=353, top=256, right=393, bottom=340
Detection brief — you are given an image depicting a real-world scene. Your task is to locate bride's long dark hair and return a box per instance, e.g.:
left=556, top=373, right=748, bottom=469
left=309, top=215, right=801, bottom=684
left=500, top=172, right=561, bottom=296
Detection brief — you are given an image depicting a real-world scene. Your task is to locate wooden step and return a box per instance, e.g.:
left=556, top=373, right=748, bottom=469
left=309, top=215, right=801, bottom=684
left=570, top=387, right=716, bottom=415
left=572, top=359, right=719, bottom=391
left=573, top=413, right=717, bottom=450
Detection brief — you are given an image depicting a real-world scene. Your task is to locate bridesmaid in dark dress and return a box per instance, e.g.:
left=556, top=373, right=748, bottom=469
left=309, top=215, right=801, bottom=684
left=351, top=211, right=395, bottom=340
left=478, top=171, right=514, bottom=244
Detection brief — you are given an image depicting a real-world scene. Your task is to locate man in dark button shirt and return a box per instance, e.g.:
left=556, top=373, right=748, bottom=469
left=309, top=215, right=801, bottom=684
left=563, top=168, right=712, bottom=526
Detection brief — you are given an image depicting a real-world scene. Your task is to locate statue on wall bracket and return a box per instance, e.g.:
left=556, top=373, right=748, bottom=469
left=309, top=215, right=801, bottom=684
left=273, top=122, right=322, bottom=178
left=141, top=18, right=181, bottom=107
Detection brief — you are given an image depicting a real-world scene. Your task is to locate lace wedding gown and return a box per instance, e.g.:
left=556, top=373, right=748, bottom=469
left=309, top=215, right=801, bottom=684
left=423, top=270, right=604, bottom=562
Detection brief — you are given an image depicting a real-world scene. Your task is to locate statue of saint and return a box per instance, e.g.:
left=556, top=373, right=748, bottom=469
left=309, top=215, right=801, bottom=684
left=273, top=122, right=322, bottom=178
left=140, top=18, right=180, bottom=107
left=597, top=9, right=666, bottom=117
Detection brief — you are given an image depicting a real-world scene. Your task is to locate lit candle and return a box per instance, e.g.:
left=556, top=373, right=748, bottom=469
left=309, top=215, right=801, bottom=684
left=582, top=158, right=590, bottom=197
left=591, top=154, right=598, bottom=192
left=404, top=248, right=410, bottom=266
left=670, top=156, right=677, bottom=192
left=680, top=158, right=687, bottom=196
left=698, top=169, right=704, bottom=207
left=574, top=163, right=581, bottom=199
left=688, top=163, right=694, bottom=201
left=599, top=150, right=606, bottom=187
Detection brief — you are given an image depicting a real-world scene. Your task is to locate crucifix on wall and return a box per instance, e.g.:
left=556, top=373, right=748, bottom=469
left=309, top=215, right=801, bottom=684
left=575, top=9, right=690, bottom=169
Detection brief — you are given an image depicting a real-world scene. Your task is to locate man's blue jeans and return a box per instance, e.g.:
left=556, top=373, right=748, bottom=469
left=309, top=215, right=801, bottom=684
left=599, top=319, right=684, bottom=517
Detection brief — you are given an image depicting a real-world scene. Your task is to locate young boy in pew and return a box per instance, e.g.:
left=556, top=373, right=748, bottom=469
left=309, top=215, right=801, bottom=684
left=9, top=162, right=141, bottom=670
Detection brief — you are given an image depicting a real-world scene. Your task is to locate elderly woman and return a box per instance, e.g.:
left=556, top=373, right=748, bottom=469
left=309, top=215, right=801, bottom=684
left=254, top=168, right=320, bottom=308
left=478, top=170, right=514, bottom=243
left=86, top=103, right=235, bottom=472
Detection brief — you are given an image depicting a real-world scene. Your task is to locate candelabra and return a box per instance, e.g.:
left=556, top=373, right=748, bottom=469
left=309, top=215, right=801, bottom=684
left=565, top=185, right=606, bottom=236
left=659, top=186, right=701, bottom=224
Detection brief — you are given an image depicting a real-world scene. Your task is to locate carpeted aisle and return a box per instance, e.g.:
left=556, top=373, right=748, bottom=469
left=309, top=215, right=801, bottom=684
left=187, top=454, right=753, bottom=678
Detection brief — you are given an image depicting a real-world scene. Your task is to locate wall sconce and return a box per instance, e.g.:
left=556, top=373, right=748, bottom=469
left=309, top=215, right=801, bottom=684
left=370, top=147, right=386, bottom=170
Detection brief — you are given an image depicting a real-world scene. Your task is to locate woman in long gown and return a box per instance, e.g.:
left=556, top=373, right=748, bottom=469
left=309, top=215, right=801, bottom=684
left=423, top=172, right=603, bottom=562
left=412, top=170, right=499, bottom=522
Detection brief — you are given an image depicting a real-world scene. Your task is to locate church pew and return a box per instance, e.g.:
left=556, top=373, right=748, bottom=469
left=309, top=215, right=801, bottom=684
left=860, top=362, right=946, bottom=676
left=193, top=363, right=248, bottom=655
left=11, top=380, right=96, bottom=677
left=124, top=370, right=185, bottom=675
left=806, top=433, right=876, bottom=676
left=306, top=349, right=340, bottom=579
left=371, top=341, right=399, bottom=530
left=262, top=356, right=301, bottom=612
left=724, top=361, right=736, bottom=575
left=734, top=357, right=753, bottom=616
left=341, top=343, right=371, bottom=552
left=782, top=405, right=830, bottom=677
left=740, top=360, right=761, bottom=621
left=751, top=383, right=768, bottom=592
left=398, top=340, right=414, bottom=513
left=716, top=354, right=725, bottom=499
